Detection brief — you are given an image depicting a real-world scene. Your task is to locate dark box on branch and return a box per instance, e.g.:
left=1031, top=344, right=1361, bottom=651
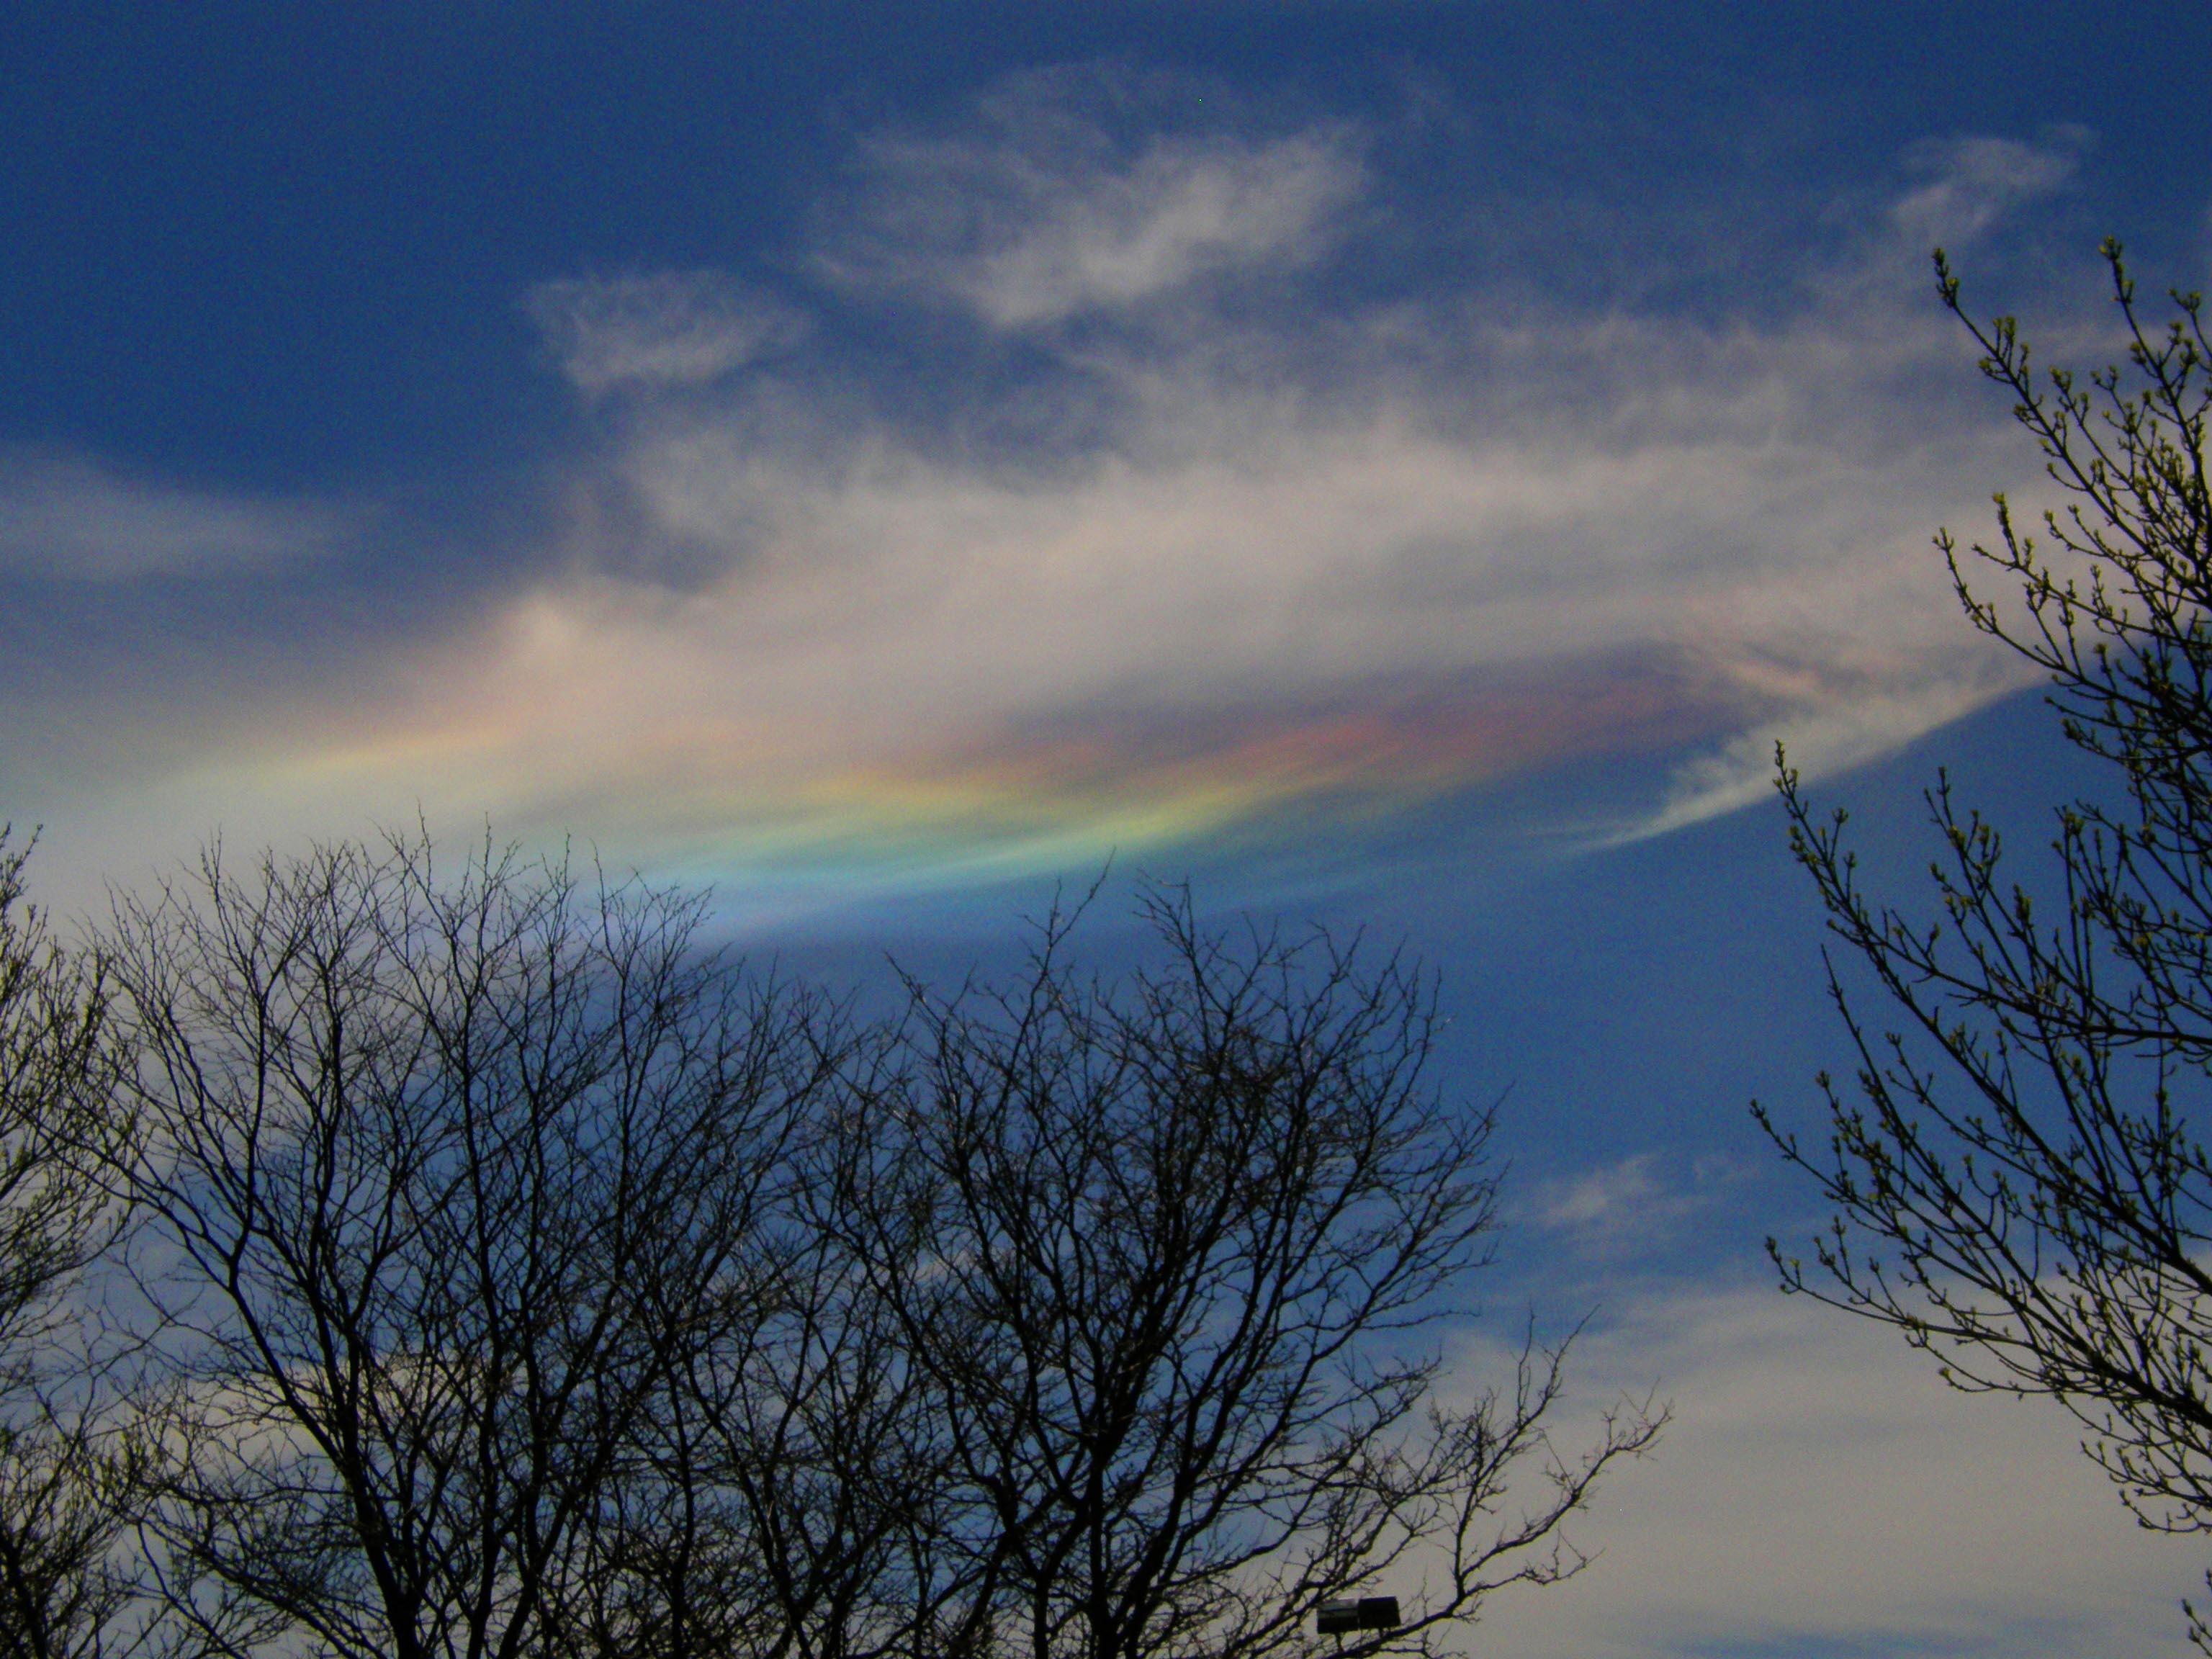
left=1316, top=1598, right=1401, bottom=1635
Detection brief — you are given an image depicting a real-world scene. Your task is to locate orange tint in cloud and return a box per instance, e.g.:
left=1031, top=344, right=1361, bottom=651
left=413, top=656, right=1745, bottom=884
left=5, top=121, right=2074, bottom=916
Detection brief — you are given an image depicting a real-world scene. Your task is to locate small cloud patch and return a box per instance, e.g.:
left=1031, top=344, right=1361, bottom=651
left=526, top=271, right=806, bottom=396
left=817, top=66, right=1363, bottom=327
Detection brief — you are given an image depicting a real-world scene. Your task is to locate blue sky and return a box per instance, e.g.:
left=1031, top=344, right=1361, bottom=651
left=6, top=5, right=2212, bottom=1653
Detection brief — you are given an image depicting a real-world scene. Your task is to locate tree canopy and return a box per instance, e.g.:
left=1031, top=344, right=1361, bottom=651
left=0, top=835, right=1656, bottom=1659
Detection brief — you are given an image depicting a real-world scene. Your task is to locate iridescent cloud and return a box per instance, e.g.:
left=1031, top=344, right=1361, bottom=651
left=4, top=86, right=2081, bottom=909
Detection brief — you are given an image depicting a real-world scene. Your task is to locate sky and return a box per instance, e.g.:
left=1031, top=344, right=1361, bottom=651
left=6, top=4, right=2212, bottom=1653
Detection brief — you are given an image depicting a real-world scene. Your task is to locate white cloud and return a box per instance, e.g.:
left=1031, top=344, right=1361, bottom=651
left=1455, top=1282, right=2201, bottom=1658
left=1526, top=1155, right=1724, bottom=1254
left=525, top=271, right=805, bottom=395
left=460, top=122, right=2079, bottom=856
left=0, top=452, right=350, bottom=581
left=461, top=282, right=2026, bottom=844
left=817, top=68, right=1364, bottom=326
left=1891, top=132, right=2083, bottom=250
left=66, top=252, right=2042, bottom=880
left=1624, top=667, right=2029, bottom=843
left=1, top=109, right=2103, bottom=899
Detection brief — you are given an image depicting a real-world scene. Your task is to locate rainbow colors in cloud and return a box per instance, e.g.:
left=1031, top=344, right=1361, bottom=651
left=4, top=83, right=2059, bottom=913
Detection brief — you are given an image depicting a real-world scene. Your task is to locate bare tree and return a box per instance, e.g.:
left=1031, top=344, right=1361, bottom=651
left=0, top=833, right=138, bottom=1659
left=833, top=890, right=1661, bottom=1659
left=1758, top=241, right=2212, bottom=1645
left=557, top=1183, right=950, bottom=1659
left=101, top=834, right=843, bottom=1659
left=80, top=835, right=1654, bottom=1659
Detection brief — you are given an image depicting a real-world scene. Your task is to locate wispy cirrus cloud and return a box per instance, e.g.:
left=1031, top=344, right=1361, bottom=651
left=165, top=282, right=2028, bottom=882
left=458, top=255, right=2035, bottom=858
left=1524, top=1154, right=1734, bottom=1256
left=525, top=271, right=806, bottom=395
left=6, top=78, right=2098, bottom=907
left=0, top=451, right=351, bottom=582
left=1890, top=131, right=2086, bottom=249
left=815, top=66, right=1364, bottom=326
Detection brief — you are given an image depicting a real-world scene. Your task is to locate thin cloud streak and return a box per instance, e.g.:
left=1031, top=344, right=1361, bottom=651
left=0, top=451, right=352, bottom=581
left=525, top=272, right=808, bottom=395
